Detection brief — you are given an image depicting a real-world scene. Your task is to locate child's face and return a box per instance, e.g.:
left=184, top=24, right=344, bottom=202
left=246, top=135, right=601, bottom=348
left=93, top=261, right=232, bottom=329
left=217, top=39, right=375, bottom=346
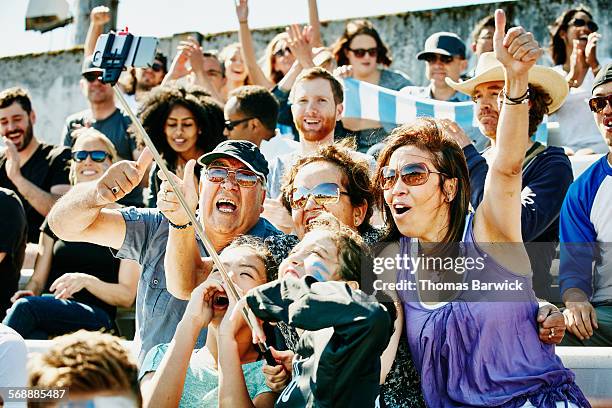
left=278, top=229, right=340, bottom=282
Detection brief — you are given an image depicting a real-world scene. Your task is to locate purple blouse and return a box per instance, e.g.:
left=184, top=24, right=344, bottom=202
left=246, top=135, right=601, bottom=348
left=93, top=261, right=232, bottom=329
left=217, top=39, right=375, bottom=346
left=399, top=214, right=590, bottom=407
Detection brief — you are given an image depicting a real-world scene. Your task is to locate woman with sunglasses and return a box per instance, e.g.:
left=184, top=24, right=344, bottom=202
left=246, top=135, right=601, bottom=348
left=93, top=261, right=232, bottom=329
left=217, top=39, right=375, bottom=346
left=548, top=6, right=610, bottom=155
left=140, top=83, right=226, bottom=207
left=3, top=128, right=139, bottom=339
left=331, top=19, right=413, bottom=153
left=371, top=12, right=589, bottom=407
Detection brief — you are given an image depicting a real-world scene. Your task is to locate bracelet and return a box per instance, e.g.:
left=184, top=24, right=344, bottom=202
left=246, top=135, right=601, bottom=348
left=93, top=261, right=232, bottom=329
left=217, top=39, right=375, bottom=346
left=239, top=20, right=248, bottom=24
left=168, top=220, right=193, bottom=229
left=501, top=88, right=530, bottom=105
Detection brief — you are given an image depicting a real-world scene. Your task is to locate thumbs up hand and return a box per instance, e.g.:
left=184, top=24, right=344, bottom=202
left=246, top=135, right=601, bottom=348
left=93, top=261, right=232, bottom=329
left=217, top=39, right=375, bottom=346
left=157, top=159, right=199, bottom=226
left=95, top=147, right=153, bottom=205
left=493, top=9, right=542, bottom=77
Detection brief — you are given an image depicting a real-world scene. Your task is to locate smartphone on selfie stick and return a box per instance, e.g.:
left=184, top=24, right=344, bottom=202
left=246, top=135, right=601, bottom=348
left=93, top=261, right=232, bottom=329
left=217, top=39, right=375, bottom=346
left=92, top=30, right=278, bottom=367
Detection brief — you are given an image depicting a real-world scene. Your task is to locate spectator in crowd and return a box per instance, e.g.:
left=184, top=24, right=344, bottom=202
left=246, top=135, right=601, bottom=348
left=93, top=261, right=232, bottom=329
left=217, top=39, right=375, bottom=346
left=0, top=324, right=27, bottom=404
left=246, top=215, right=393, bottom=407
left=223, top=85, right=279, bottom=147
left=3, top=129, right=139, bottom=339
left=559, top=63, right=612, bottom=346
left=140, top=83, right=225, bottom=207
left=373, top=11, right=588, bottom=406
left=219, top=43, right=251, bottom=95
left=332, top=19, right=413, bottom=153
left=548, top=5, right=609, bottom=155
left=28, top=330, right=141, bottom=407
left=466, top=15, right=495, bottom=78
left=158, top=140, right=282, bottom=300
left=139, top=236, right=277, bottom=408
left=48, top=140, right=280, bottom=363
left=446, top=51, right=572, bottom=299
left=63, top=57, right=144, bottom=207
left=0, top=188, right=26, bottom=321
left=0, top=87, right=71, bottom=243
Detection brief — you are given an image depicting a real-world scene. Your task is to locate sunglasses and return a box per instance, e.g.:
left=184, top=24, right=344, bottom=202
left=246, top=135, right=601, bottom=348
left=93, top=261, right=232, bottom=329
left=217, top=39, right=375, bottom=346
left=205, top=166, right=260, bottom=188
left=568, top=18, right=598, bottom=32
left=273, top=47, right=292, bottom=58
left=149, top=62, right=165, bottom=73
left=380, top=163, right=447, bottom=190
left=348, top=47, right=378, bottom=58
left=588, top=95, right=612, bottom=113
left=290, top=182, right=349, bottom=210
left=72, top=150, right=111, bottom=163
left=224, top=117, right=254, bottom=131
left=423, top=54, right=455, bottom=64
left=82, top=72, right=102, bottom=83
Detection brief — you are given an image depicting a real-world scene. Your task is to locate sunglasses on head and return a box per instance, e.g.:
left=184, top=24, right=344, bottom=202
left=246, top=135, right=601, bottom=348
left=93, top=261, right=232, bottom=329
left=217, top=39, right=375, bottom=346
left=380, top=162, right=447, bottom=190
left=273, top=47, right=292, bottom=58
left=568, top=18, right=598, bottom=32
left=290, top=182, right=349, bottom=210
left=348, top=47, right=378, bottom=58
left=72, top=150, right=111, bottom=163
left=205, top=166, right=260, bottom=188
left=224, top=117, right=254, bottom=131
left=589, top=95, right=612, bottom=113
left=423, top=54, right=455, bottom=64
left=149, top=62, right=165, bottom=73
left=82, top=72, right=102, bottom=83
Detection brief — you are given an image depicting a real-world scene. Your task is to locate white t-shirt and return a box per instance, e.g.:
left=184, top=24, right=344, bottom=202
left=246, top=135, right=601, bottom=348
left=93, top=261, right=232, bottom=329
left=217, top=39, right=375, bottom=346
left=0, top=324, right=27, bottom=408
left=550, top=60, right=611, bottom=154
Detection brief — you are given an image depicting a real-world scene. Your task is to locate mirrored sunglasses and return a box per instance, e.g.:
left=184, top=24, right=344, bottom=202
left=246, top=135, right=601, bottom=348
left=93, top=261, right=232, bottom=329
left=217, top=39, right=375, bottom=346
left=205, top=166, right=260, bottom=188
left=72, top=150, right=111, bottom=163
left=290, top=182, right=349, bottom=210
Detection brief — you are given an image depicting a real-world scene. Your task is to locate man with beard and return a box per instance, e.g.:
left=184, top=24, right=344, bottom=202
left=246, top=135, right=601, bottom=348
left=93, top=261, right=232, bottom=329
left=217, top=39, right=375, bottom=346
left=559, top=63, right=612, bottom=346
left=0, top=87, right=71, bottom=243
left=47, top=140, right=281, bottom=363
left=445, top=52, right=572, bottom=300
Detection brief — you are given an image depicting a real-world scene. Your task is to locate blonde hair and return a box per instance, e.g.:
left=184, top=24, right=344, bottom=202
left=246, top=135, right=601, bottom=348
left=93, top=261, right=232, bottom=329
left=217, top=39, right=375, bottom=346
left=28, top=330, right=140, bottom=406
left=69, top=128, right=117, bottom=185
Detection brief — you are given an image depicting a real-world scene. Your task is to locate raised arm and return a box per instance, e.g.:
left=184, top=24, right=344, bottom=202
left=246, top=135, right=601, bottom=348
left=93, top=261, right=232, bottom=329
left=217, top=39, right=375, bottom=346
left=84, top=6, right=111, bottom=57
left=48, top=149, right=153, bottom=250
left=307, top=0, right=323, bottom=47
left=474, top=10, right=541, bottom=244
left=235, top=0, right=275, bottom=89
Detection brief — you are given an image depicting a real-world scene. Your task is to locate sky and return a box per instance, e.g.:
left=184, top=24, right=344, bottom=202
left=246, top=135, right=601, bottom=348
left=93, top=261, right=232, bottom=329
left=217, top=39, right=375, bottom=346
left=1, top=0, right=504, bottom=58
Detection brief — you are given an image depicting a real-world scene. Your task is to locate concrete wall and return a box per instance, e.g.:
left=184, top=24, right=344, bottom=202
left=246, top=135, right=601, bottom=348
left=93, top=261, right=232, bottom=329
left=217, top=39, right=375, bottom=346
left=1, top=0, right=610, bottom=146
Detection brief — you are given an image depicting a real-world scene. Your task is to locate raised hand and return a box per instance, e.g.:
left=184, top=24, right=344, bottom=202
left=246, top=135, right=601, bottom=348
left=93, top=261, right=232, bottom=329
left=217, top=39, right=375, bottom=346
left=90, top=6, right=111, bottom=26
left=156, top=159, right=199, bottom=227
left=183, top=278, right=226, bottom=329
left=585, top=32, right=601, bottom=71
left=185, top=37, right=206, bottom=74
left=493, top=9, right=542, bottom=77
left=439, top=119, right=472, bottom=148
left=286, top=24, right=314, bottom=68
left=95, top=147, right=153, bottom=206
left=333, top=65, right=353, bottom=79
left=166, top=43, right=194, bottom=81
left=235, top=0, right=249, bottom=23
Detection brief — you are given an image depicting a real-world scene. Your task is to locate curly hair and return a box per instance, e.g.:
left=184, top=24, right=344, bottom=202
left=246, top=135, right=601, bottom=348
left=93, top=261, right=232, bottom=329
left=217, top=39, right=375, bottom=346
left=548, top=5, right=594, bottom=66
left=331, top=19, right=393, bottom=68
left=28, top=330, right=140, bottom=407
left=528, top=84, right=553, bottom=137
left=372, top=118, right=470, bottom=249
left=263, top=32, right=291, bottom=85
left=226, top=235, right=278, bottom=282
left=137, top=84, right=226, bottom=166
left=0, top=87, right=32, bottom=114
left=280, top=144, right=374, bottom=234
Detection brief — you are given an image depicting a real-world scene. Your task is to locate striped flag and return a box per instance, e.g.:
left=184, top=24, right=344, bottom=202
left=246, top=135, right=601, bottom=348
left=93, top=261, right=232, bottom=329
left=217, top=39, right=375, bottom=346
left=342, top=78, right=548, bottom=144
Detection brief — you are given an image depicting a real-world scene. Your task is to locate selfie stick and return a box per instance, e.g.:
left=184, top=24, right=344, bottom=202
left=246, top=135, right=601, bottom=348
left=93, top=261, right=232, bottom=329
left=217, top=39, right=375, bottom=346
left=97, top=31, right=275, bottom=365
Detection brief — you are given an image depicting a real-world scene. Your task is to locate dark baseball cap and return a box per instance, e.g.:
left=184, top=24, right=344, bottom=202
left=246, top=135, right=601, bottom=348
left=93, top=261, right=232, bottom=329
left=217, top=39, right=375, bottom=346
left=197, top=140, right=269, bottom=181
left=592, top=63, right=612, bottom=94
left=81, top=55, right=103, bottom=75
left=417, top=32, right=466, bottom=60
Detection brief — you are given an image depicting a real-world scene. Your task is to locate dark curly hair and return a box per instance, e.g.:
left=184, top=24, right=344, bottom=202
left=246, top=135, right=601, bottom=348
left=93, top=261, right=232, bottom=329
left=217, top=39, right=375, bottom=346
left=372, top=118, right=470, bottom=250
left=137, top=84, right=226, bottom=166
left=548, top=5, right=594, bottom=66
left=226, top=235, right=278, bottom=282
left=331, top=19, right=393, bottom=68
left=528, top=84, right=553, bottom=137
left=280, top=143, right=374, bottom=234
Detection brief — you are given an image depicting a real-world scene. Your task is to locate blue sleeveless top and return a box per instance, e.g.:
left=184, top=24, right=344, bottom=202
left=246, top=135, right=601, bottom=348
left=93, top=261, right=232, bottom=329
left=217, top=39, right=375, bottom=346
left=399, top=213, right=590, bottom=407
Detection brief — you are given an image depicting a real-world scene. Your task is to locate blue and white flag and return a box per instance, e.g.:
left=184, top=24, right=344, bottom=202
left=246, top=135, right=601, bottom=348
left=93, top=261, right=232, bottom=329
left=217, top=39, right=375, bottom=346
left=342, top=78, right=548, bottom=144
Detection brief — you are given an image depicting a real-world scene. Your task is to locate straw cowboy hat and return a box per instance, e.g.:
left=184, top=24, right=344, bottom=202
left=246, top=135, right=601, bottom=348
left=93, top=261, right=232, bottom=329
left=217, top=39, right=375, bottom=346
left=446, top=52, right=569, bottom=113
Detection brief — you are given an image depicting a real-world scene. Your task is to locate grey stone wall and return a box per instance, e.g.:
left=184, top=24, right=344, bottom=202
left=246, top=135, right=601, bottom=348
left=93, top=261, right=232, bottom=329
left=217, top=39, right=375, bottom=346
left=1, top=0, right=609, bottom=146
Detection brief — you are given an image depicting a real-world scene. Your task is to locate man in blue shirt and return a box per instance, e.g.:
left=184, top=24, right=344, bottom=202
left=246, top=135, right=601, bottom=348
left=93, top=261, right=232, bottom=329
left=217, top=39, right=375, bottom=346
left=48, top=140, right=281, bottom=362
left=559, top=63, right=612, bottom=346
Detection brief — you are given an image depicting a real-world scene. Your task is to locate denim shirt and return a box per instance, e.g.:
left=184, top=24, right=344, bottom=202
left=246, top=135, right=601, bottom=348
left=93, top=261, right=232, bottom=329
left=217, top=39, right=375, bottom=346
left=114, top=207, right=282, bottom=363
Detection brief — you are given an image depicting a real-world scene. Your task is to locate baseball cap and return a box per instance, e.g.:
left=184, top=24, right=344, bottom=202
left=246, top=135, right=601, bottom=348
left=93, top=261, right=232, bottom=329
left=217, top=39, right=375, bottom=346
left=592, top=63, right=612, bottom=94
left=197, top=140, right=269, bottom=181
left=81, top=55, right=103, bottom=75
left=417, top=32, right=466, bottom=60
